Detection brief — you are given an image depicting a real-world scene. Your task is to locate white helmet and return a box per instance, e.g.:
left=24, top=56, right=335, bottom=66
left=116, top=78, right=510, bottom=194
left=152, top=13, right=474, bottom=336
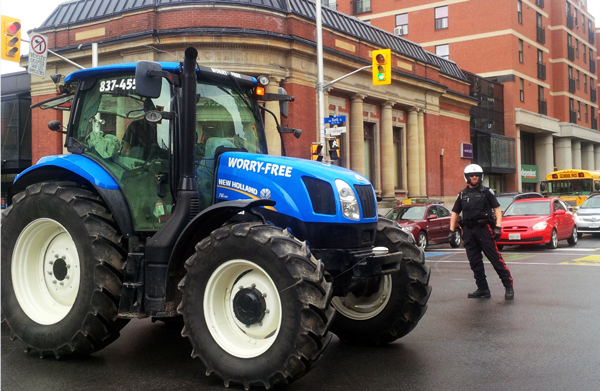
left=464, top=164, right=484, bottom=183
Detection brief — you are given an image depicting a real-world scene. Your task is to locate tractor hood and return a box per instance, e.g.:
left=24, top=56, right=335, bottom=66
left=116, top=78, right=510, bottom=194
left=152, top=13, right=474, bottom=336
left=215, top=152, right=377, bottom=224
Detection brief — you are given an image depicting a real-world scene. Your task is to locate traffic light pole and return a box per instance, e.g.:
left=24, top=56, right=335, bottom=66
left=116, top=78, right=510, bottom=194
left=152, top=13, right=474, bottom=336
left=21, top=38, right=85, bottom=70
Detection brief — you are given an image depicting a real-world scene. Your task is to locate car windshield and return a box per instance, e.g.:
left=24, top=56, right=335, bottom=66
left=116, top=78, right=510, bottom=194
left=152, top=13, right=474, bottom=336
left=496, top=197, right=514, bottom=212
left=580, top=197, right=600, bottom=209
left=504, top=202, right=550, bottom=216
left=385, top=206, right=426, bottom=220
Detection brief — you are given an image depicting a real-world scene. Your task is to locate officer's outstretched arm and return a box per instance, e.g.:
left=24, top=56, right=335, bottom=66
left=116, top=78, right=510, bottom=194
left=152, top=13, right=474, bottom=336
left=493, top=207, right=502, bottom=226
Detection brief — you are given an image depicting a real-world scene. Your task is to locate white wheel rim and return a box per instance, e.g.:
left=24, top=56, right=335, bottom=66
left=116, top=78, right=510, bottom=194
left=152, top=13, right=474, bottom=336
left=552, top=231, right=557, bottom=246
left=418, top=233, right=426, bottom=249
left=573, top=227, right=578, bottom=242
left=11, top=218, right=81, bottom=325
left=204, top=259, right=282, bottom=358
left=331, top=275, right=392, bottom=320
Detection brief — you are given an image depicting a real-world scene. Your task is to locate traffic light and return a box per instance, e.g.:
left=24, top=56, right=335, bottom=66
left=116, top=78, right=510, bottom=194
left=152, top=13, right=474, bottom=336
left=372, top=49, right=391, bottom=86
left=1, top=15, right=21, bottom=62
left=311, top=143, right=323, bottom=161
left=328, top=138, right=340, bottom=160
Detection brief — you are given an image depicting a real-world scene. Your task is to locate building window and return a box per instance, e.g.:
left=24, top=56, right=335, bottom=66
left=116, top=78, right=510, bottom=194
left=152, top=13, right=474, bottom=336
left=578, top=101, right=581, bottom=120
left=585, top=74, right=588, bottom=92
left=364, top=124, right=374, bottom=181
left=321, top=0, right=336, bottom=10
left=393, top=128, right=403, bottom=188
left=435, top=6, right=448, bottom=30
left=353, top=0, right=371, bottom=15
left=585, top=104, right=588, bottom=122
left=519, top=39, right=523, bottom=63
left=520, top=78, right=525, bottom=102
left=577, top=70, right=580, bottom=89
left=583, top=15, right=586, bottom=33
left=576, top=39, right=579, bottom=58
left=518, top=0, right=522, bottom=24
left=574, top=8, right=578, bottom=27
left=436, top=44, right=449, bottom=60
left=521, top=132, right=536, bottom=165
left=395, top=13, right=408, bottom=36
left=584, top=47, right=587, bottom=63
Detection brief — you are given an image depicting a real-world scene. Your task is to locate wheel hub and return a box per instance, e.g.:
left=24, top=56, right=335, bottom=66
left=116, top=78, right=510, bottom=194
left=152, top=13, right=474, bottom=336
left=233, top=286, right=267, bottom=326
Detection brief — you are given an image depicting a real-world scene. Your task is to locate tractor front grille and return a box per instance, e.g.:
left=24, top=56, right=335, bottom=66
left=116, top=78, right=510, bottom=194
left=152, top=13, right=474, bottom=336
left=354, top=184, right=376, bottom=218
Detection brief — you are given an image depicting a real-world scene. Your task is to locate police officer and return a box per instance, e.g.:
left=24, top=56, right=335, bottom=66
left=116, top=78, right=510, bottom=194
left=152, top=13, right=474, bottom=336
left=449, top=164, right=514, bottom=300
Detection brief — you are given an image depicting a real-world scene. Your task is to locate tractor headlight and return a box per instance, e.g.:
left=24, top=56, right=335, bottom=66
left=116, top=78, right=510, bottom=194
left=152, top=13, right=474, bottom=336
left=335, top=179, right=360, bottom=220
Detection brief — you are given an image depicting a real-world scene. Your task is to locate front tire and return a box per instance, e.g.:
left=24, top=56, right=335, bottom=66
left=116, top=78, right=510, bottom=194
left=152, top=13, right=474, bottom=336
left=546, top=228, right=558, bottom=249
left=416, top=231, right=428, bottom=249
left=1, top=182, right=128, bottom=358
left=567, top=225, right=578, bottom=246
left=330, top=219, right=431, bottom=345
left=178, top=222, right=334, bottom=389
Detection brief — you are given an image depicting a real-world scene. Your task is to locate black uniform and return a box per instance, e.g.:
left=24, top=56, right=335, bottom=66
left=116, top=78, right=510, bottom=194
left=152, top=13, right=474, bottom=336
left=452, top=185, right=513, bottom=291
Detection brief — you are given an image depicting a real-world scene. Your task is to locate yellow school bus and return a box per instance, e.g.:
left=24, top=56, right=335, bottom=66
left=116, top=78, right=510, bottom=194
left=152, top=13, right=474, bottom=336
left=540, top=169, right=600, bottom=207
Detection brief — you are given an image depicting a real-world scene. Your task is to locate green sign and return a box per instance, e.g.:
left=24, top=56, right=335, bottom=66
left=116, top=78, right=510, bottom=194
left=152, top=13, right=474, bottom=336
left=521, top=164, right=538, bottom=183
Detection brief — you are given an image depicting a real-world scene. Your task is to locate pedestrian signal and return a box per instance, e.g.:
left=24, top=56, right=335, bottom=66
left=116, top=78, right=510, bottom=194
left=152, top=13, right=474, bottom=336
left=311, top=143, right=323, bottom=162
left=1, top=15, right=21, bottom=62
left=372, top=49, right=391, bottom=86
left=328, top=138, right=340, bottom=160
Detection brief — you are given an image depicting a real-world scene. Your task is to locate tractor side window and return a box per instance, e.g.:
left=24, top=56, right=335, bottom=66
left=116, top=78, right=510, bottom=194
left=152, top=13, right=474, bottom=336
left=194, top=82, right=267, bottom=210
left=73, top=76, right=173, bottom=230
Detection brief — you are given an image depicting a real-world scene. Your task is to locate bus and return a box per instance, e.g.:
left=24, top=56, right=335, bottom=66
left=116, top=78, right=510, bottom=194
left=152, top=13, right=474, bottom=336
left=540, top=169, right=600, bottom=207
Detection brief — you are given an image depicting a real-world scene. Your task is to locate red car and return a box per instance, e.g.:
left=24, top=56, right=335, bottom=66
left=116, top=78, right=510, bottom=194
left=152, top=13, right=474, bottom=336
left=384, top=204, right=462, bottom=248
left=497, top=198, right=578, bottom=250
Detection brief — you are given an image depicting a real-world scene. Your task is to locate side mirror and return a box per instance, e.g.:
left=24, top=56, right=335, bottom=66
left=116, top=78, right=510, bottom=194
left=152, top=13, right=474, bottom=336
left=48, top=120, right=66, bottom=134
left=595, top=182, right=600, bottom=191
left=135, top=61, right=163, bottom=98
left=278, top=87, right=289, bottom=118
left=540, top=182, right=547, bottom=192
left=555, top=209, right=566, bottom=216
left=428, top=214, right=437, bottom=219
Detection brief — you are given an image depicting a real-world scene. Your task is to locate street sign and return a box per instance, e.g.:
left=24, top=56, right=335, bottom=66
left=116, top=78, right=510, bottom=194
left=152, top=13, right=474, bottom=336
left=324, top=115, right=346, bottom=126
left=326, top=126, right=346, bottom=136
left=28, top=33, right=48, bottom=78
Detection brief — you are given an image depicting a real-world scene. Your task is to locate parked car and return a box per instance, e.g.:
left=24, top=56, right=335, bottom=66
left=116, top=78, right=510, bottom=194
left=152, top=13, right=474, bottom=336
left=495, top=191, right=544, bottom=212
left=497, top=198, right=578, bottom=250
left=574, top=193, right=600, bottom=237
left=384, top=204, right=462, bottom=248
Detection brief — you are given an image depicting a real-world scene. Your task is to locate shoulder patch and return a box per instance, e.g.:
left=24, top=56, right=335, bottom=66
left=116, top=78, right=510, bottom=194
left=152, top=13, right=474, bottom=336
left=489, top=188, right=495, bottom=195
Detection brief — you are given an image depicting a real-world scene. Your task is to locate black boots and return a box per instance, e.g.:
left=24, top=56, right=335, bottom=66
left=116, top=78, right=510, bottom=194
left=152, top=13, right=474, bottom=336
left=468, top=289, right=491, bottom=298
left=505, top=287, right=514, bottom=300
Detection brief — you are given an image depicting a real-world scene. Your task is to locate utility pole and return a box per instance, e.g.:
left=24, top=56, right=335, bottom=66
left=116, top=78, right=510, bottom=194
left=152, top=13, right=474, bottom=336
left=316, top=0, right=325, bottom=154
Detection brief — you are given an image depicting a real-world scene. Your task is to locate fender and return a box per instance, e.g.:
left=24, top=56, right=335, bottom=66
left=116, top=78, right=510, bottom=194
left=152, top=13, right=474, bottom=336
left=13, top=154, right=135, bottom=237
left=164, top=198, right=275, bottom=301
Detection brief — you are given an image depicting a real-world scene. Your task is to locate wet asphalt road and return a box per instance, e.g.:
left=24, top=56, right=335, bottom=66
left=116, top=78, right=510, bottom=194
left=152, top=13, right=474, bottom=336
left=3, top=236, right=600, bottom=391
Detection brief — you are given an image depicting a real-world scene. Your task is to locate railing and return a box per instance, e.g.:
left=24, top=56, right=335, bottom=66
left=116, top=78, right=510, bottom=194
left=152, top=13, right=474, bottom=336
left=591, top=31, right=596, bottom=45
left=591, top=60, right=596, bottom=74
left=570, top=110, right=577, bottom=124
left=592, top=88, right=597, bottom=103
left=353, top=0, right=370, bottom=14
left=537, top=62, right=546, bottom=80
left=568, top=45, right=575, bottom=61
left=536, top=25, right=545, bottom=44
left=567, top=13, right=574, bottom=29
left=593, top=117, right=598, bottom=130
left=535, top=0, right=544, bottom=8
left=569, top=78, right=576, bottom=93
left=538, top=99, right=547, bottom=115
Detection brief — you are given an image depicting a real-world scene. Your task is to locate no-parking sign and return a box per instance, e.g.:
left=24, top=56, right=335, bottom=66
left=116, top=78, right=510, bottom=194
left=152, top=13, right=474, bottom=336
left=28, top=33, right=48, bottom=78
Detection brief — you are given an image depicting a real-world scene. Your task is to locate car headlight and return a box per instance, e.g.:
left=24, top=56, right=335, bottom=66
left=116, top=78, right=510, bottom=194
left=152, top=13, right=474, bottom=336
left=575, top=214, right=584, bottom=222
left=401, top=226, right=415, bottom=234
left=532, top=222, right=548, bottom=231
left=335, top=179, right=359, bottom=220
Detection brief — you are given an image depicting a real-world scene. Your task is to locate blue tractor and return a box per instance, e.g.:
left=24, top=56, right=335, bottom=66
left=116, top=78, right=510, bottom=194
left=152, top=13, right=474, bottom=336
left=1, top=47, right=430, bottom=388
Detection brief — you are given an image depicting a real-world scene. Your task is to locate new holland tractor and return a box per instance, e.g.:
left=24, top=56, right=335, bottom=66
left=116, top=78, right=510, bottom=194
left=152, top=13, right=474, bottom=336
left=1, top=47, right=431, bottom=389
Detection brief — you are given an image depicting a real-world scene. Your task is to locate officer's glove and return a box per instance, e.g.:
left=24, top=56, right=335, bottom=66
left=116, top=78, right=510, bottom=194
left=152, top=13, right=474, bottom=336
left=493, top=226, right=502, bottom=240
left=448, top=230, right=456, bottom=243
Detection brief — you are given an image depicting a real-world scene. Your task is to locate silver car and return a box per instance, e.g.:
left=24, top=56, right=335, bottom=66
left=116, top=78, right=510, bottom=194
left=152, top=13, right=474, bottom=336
left=574, top=194, right=600, bottom=237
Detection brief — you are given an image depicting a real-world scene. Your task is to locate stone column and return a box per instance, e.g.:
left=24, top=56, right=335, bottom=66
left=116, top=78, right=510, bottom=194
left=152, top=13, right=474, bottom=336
left=595, top=145, right=600, bottom=170
left=535, top=134, right=554, bottom=181
left=554, top=138, right=572, bottom=170
left=582, top=143, right=595, bottom=170
left=407, top=108, right=420, bottom=197
left=516, top=126, right=522, bottom=192
left=380, top=101, right=395, bottom=200
left=350, top=94, right=366, bottom=176
left=265, top=77, right=282, bottom=156
left=572, top=139, right=582, bottom=169
left=417, top=109, right=426, bottom=196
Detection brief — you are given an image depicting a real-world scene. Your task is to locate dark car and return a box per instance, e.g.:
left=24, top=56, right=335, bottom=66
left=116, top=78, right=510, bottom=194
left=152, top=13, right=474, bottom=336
left=384, top=204, right=462, bottom=248
left=496, top=191, right=544, bottom=212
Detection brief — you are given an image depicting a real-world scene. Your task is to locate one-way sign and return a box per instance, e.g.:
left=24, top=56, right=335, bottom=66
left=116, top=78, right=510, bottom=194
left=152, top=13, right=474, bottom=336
left=28, top=33, right=48, bottom=78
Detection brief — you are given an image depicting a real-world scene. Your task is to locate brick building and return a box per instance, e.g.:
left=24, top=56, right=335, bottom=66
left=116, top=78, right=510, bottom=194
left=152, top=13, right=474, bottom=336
left=335, top=0, right=599, bottom=193
left=23, top=0, right=477, bottom=205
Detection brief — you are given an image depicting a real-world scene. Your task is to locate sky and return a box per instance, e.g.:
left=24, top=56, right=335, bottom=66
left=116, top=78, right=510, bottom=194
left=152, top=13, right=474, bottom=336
left=1, top=0, right=600, bottom=75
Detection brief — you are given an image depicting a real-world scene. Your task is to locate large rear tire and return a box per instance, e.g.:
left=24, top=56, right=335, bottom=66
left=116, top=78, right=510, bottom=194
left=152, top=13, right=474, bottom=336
left=330, top=218, right=431, bottom=345
left=178, top=222, right=334, bottom=389
left=1, top=182, right=128, bottom=357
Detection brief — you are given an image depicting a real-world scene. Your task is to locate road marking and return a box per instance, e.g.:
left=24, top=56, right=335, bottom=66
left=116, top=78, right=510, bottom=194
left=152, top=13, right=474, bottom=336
left=427, top=260, right=600, bottom=266
left=560, top=255, right=600, bottom=266
left=424, top=252, right=450, bottom=258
